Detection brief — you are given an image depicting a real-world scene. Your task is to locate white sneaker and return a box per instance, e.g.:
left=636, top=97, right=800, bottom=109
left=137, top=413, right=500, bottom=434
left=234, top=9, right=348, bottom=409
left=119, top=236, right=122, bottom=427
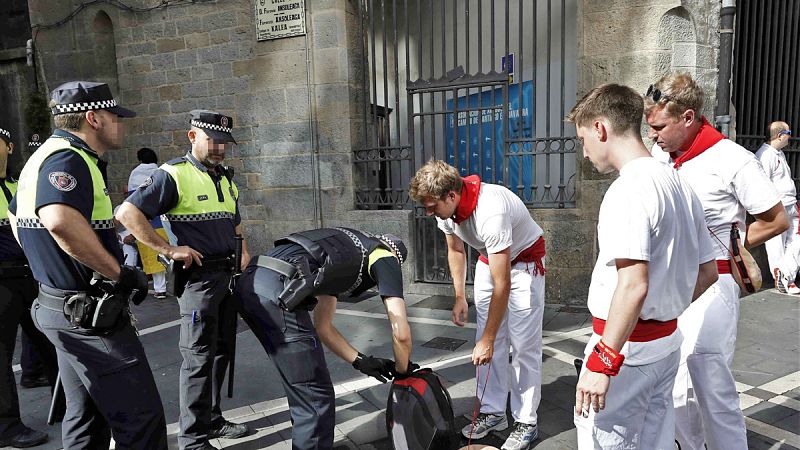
left=501, top=422, right=538, bottom=450
left=461, top=413, right=508, bottom=439
left=776, top=270, right=799, bottom=294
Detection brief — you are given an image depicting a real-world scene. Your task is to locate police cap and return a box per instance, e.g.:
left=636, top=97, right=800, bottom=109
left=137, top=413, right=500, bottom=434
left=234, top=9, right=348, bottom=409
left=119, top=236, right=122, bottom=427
left=0, top=125, right=11, bottom=146
left=28, top=133, right=44, bottom=148
left=189, top=109, right=236, bottom=144
left=377, top=233, right=408, bottom=265
left=50, top=81, right=136, bottom=118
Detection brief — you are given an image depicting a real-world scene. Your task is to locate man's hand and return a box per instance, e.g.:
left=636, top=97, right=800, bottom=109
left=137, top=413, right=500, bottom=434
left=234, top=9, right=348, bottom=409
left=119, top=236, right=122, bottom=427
left=352, top=353, right=395, bottom=383
left=240, top=250, right=251, bottom=270
left=575, top=371, right=611, bottom=417
left=392, top=361, right=420, bottom=380
left=117, top=265, right=149, bottom=305
left=472, top=337, right=494, bottom=366
left=122, top=235, right=136, bottom=245
left=166, top=245, right=204, bottom=269
left=452, top=298, right=468, bottom=326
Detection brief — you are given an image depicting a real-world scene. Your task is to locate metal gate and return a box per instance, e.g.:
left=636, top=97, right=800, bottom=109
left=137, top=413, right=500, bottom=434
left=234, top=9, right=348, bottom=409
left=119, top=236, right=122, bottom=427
left=732, top=0, right=800, bottom=176
left=354, top=0, right=579, bottom=283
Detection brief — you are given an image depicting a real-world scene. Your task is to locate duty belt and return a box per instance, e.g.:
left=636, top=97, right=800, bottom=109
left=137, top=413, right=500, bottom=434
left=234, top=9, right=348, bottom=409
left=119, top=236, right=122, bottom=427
left=37, top=284, right=82, bottom=312
left=255, top=255, right=298, bottom=278
left=0, top=259, right=33, bottom=279
left=195, top=256, right=235, bottom=272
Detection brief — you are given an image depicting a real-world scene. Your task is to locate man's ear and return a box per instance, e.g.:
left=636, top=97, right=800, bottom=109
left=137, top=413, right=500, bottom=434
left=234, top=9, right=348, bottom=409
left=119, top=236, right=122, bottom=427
left=85, top=110, right=99, bottom=130
left=683, top=109, right=697, bottom=127
left=187, top=129, right=196, bottom=143
left=7, top=142, right=13, bottom=155
left=594, top=120, right=608, bottom=142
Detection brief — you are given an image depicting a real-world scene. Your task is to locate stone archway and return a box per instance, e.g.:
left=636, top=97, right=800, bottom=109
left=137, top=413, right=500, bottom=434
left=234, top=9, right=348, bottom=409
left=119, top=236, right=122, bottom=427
left=657, top=6, right=697, bottom=73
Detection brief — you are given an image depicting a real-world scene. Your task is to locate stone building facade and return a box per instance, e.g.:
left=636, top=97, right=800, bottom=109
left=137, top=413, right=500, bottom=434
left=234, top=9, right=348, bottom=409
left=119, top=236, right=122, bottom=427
left=3, top=0, right=726, bottom=304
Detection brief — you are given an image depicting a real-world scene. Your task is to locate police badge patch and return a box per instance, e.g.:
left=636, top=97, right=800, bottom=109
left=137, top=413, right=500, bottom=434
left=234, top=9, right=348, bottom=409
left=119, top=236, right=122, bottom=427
left=48, top=172, right=77, bottom=191
left=138, top=176, right=154, bottom=189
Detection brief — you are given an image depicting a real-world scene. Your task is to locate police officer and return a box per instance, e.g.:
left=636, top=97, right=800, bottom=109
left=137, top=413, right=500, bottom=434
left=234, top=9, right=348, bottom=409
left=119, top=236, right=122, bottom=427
left=117, top=110, right=250, bottom=450
left=0, top=125, right=55, bottom=448
left=8, top=81, right=168, bottom=449
left=235, top=227, right=414, bottom=450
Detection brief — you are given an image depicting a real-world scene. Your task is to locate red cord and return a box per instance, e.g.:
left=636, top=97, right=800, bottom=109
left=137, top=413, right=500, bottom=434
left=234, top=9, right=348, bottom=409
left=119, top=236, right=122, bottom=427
left=467, top=364, right=492, bottom=447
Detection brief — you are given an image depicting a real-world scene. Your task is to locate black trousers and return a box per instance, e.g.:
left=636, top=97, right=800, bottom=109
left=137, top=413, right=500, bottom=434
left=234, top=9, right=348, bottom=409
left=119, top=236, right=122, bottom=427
left=0, top=275, right=57, bottom=437
left=177, top=269, right=237, bottom=450
left=236, top=264, right=335, bottom=450
left=32, top=297, right=167, bottom=450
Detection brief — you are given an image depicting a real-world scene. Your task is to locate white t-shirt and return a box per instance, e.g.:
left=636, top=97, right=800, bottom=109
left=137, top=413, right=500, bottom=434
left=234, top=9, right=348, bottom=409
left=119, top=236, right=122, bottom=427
left=755, top=143, right=797, bottom=207
left=437, top=183, right=543, bottom=259
left=652, top=139, right=780, bottom=260
left=128, top=163, right=159, bottom=192
left=588, top=157, right=715, bottom=366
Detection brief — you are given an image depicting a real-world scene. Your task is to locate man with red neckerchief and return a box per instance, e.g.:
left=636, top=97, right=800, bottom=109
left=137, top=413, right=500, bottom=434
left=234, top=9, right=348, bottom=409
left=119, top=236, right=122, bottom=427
left=409, top=160, right=545, bottom=450
left=646, top=72, right=789, bottom=450
left=570, top=83, right=718, bottom=450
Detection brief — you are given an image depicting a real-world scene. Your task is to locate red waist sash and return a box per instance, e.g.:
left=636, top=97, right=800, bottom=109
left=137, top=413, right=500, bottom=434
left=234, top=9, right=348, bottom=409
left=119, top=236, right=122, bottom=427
left=592, top=317, right=678, bottom=342
left=478, top=237, right=546, bottom=276
left=716, top=259, right=731, bottom=274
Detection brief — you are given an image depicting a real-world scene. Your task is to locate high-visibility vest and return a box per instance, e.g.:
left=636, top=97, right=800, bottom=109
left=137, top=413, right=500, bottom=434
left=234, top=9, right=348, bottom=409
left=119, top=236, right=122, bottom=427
left=15, top=136, right=113, bottom=230
left=160, top=158, right=238, bottom=223
left=0, top=178, right=17, bottom=227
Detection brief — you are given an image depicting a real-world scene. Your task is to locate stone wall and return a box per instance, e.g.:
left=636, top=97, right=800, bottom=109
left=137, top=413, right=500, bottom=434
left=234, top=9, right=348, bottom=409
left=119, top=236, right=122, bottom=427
left=23, top=0, right=724, bottom=305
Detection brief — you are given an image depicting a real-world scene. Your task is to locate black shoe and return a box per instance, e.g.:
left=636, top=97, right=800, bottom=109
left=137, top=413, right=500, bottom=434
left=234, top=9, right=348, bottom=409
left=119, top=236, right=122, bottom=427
left=0, top=426, right=49, bottom=448
left=207, top=420, right=249, bottom=439
left=20, top=374, right=50, bottom=389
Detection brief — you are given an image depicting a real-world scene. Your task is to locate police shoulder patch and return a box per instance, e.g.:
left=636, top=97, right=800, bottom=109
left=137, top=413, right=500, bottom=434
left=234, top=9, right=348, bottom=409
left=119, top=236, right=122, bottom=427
left=48, top=172, right=78, bottom=192
left=139, top=176, right=154, bottom=189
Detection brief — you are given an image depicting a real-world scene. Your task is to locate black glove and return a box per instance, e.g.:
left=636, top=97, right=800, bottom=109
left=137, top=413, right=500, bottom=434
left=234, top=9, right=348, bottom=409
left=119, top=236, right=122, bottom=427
left=118, top=265, right=148, bottom=305
left=392, top=361, right=421, bottom=380
left=352, top=352, right=395, bottom=383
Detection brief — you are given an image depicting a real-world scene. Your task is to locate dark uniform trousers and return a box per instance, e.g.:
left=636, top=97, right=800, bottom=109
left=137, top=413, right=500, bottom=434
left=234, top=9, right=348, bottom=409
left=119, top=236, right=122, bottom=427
left=32, top=297, right=168, bottom=450
left=177, top=269, right=238, bottom=449
left=235, top=265, right=335, bottom=450
left=0, top=273, right=58, bottom=437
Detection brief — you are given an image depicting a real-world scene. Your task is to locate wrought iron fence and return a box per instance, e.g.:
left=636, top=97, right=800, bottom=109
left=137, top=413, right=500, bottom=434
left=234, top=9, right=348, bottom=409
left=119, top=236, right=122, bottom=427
left=354, top=0, right=578, bottom=282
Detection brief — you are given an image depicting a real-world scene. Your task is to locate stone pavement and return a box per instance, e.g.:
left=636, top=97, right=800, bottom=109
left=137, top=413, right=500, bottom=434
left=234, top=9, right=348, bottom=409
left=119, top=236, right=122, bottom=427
left=7, top=288, right=800, bottom=449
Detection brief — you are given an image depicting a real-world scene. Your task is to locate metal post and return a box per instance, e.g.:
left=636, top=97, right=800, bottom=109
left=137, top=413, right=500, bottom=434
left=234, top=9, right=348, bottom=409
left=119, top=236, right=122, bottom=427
left=715, top=0, right=736, bottom=136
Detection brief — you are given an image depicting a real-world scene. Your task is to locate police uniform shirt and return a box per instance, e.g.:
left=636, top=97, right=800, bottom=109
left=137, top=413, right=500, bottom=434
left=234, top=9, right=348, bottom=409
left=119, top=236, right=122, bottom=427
left=0, top=177, right=25, bottom=261
left=9, top=130, right=123, bottom=290
left=125, top=152, right=241, bottom=257
left=269, top=243, right=404, bottom=299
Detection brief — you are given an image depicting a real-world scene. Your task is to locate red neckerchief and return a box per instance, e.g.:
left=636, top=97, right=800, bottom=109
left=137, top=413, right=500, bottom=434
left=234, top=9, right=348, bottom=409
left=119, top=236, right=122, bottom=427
left=671, top=116, right=725, bottom=169
left=452, top=175, right=481, bottom=224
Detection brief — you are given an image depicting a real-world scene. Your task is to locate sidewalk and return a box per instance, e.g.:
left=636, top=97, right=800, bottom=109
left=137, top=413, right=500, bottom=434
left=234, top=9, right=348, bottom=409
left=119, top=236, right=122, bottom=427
left=10, top=288, right=800, bottom=449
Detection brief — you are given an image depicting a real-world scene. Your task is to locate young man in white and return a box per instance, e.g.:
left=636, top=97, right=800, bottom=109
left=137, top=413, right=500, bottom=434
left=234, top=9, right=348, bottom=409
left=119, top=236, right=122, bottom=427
left=645, top=72, right=788, bottom=450
left=570, top=83, right=718, bottom=450
left=409, top=160, right=545, bottom=450
left=756, top=122, right=799, bottom=294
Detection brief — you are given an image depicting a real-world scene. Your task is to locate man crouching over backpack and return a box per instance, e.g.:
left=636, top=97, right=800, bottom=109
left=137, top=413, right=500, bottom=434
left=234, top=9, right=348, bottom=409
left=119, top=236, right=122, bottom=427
left=234, top=227, right=414, bottom=450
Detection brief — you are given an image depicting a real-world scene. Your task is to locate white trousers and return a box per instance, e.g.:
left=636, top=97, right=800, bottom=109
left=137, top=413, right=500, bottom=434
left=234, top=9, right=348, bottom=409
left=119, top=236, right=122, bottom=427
left=765, top=204, right=800, bottom=280
left=153, top=271, right=167, bottom=292
left=673, top=275, right=747, bottom=450
left=474, top=259, right=544, bottom=425
left=575, top=349, right=680, bottom=450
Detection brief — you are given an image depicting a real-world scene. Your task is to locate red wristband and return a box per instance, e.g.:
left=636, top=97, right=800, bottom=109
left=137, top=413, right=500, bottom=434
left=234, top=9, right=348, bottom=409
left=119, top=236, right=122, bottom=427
left=586, top=340, right=625, bottom=376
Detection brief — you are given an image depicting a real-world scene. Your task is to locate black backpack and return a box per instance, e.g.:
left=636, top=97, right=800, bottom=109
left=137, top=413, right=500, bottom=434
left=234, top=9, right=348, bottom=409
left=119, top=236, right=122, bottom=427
left=386, top=368, right=461, bottom=450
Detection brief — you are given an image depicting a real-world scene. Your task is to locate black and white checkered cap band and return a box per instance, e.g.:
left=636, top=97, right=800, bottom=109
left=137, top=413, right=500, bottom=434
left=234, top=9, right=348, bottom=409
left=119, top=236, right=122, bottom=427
left=191, top=120, right=232, bottom=134
left=0, top=219, right=9, bottom=227
left=165, top=212, right=235, bottom=222
left=0, top=128, right=10, bottom=139
left=52, top=99, right=118, bottom=114
left=377, top=234, right=404, bottom=264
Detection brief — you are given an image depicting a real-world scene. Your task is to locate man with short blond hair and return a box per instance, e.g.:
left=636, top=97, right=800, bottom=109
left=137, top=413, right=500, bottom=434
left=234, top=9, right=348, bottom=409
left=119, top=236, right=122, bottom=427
left=756, top=121, right=798, bottom=293
left=410, top=159, right=545, bottom=450
left=568, top=83, right=717, bottom=450
left=645, top=72, right=788, bottom=450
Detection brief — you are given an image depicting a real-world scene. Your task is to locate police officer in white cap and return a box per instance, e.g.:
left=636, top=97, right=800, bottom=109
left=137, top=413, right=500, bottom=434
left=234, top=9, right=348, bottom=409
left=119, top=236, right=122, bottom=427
left=9, top=81, right=168, bottom=449
left=117, top=110, right=250, bottom=450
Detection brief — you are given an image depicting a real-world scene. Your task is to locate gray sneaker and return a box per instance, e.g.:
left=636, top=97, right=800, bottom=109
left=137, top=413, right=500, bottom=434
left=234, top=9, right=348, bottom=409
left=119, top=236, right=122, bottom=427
left=461, top=413, right=509, bottom=439
left=501, top=422, right=538, bottom=450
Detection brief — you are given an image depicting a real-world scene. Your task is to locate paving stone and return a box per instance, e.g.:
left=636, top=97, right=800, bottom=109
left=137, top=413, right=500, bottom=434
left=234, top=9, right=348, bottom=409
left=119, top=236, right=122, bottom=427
left=744, top=387, right=781, bottom=401
left=744, top=402, right=797, bottom=425
left=772, top=411, right=800, bottom=435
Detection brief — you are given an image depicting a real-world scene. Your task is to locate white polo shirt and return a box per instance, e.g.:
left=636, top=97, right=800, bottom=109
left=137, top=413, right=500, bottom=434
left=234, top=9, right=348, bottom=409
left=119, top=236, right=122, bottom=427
left=437, top=183, right=542, bottom=259
left=652, top=139, right=781, bottom=260
left=588, top=156, right=714, bottom=366
left=755, top=143, right=797, bottom=207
